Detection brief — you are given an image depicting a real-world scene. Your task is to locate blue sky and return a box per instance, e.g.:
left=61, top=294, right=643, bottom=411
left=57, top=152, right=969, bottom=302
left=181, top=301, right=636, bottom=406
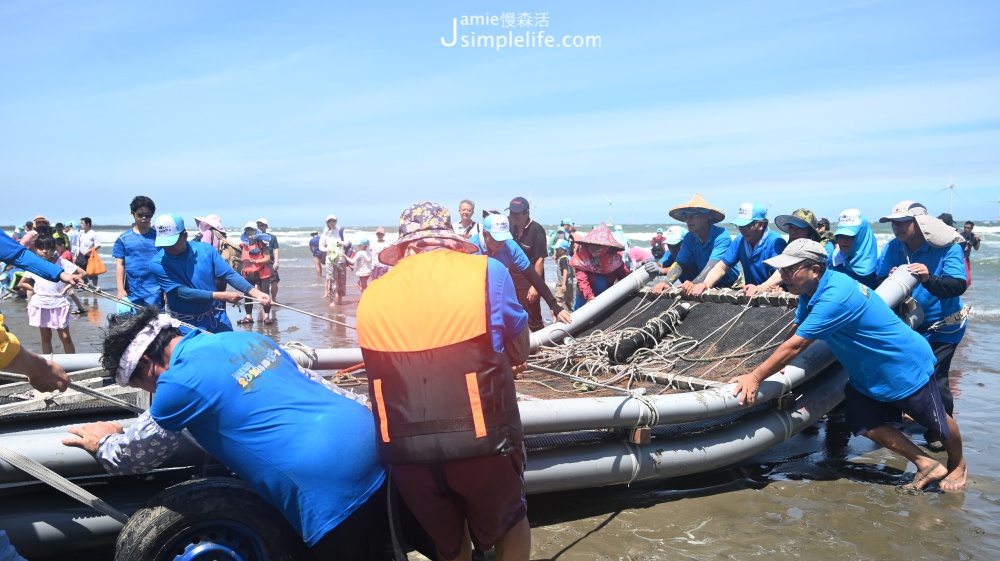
left=2, top=1, right=999, bottom=228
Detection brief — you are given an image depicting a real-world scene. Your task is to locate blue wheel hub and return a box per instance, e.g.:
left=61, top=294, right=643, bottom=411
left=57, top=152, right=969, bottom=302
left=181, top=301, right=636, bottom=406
left=168, top=520, right=268, bottom=561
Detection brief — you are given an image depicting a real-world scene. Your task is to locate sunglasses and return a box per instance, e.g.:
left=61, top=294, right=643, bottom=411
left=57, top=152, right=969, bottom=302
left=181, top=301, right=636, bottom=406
left=677, top=210, right=709, bottom=219
left=134, top=213, right=153, bottom=219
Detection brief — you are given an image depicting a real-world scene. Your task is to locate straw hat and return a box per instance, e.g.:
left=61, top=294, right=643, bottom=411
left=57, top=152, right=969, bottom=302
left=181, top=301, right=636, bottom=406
left=668, top=194, right=725, bottom=223
left=578, top=223, right=624, bottom=251
left=379, top=201, right=478, bottom=266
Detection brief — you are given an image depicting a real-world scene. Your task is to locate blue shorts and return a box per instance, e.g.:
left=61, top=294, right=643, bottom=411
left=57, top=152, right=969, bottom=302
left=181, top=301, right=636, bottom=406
left=844, top=379, right=950, bottom=439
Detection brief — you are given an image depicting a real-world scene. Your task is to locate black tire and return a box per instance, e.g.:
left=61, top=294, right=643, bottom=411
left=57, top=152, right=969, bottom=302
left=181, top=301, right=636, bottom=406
left=115, top=476, right=310, bottom=561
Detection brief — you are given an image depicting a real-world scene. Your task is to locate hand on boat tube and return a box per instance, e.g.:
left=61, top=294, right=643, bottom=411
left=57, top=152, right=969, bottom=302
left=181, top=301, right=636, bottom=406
left=729, top=373, right=762, bottom=406
left=63, top=421, right=124, bottom=454
left=551, top=308, right=572, bottom=325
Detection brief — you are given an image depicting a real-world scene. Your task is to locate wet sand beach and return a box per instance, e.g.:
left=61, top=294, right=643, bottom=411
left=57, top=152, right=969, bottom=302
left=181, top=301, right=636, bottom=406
left=2, top=231, right=999, bottom=560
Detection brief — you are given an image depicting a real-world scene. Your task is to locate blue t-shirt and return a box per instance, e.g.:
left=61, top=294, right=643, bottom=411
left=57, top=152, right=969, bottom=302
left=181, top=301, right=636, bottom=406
left=795, top=269, right=934, bottom=401
left=150, top=241, right=252, bottom=329
left=676, top=225, right=739, bottom=286
left=309, top=235, right=324, bottom=258
left=720, top=229, right=786, bottom=286
left=112, top=229, right=164, bottom=308
left=468, top=234, right=531, bottom=273
left=876, top=239, right=967, bottom=344
left=150, top=331, right=386, bottom=546
left=486, top=257, right=529, bottom=352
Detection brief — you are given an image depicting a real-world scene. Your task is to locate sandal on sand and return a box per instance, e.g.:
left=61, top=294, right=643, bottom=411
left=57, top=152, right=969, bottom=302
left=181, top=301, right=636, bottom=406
left=237, top=317, right=254, bottom=325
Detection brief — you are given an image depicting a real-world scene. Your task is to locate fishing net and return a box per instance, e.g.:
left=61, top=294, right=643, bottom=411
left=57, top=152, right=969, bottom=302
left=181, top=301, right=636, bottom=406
left=518, top=289, right=798, bottom=400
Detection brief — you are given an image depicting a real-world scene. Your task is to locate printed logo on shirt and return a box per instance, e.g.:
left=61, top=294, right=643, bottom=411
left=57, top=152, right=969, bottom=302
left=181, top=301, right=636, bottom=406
left=857, top=283, right=870, bottom=299
left=231, top=345, right=282, bottom=392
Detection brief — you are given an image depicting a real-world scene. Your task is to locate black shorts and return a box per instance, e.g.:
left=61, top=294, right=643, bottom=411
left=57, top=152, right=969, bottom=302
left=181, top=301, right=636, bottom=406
left=269, top=267, right=280, bottom=283
left=844, top=379, right=950, bottom=439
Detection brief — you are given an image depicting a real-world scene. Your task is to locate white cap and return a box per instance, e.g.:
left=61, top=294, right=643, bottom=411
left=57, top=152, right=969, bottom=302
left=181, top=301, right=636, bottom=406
left=243, top=221, right=258, bottom=231
left=256, top=218, right=268, bottom=226
left=326, top=214, right=337, bottom=222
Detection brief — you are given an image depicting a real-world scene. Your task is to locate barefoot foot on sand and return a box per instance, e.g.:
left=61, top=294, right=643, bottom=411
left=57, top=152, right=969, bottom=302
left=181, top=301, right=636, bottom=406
left=902, top=461, right=948, bottom=491
left=941, top=461, right=967, bottom=491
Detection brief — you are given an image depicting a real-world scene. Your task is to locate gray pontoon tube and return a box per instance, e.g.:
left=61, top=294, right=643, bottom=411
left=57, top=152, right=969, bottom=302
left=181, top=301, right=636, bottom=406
left=524, top=364, right=849, bottom=494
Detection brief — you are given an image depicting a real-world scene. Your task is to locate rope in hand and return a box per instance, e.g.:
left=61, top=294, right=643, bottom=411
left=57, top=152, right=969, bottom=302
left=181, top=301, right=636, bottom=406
left=75, top=285, right=205, bottom=333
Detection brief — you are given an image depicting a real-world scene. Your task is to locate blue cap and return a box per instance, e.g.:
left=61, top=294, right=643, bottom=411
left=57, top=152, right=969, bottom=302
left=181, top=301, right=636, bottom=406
left=554, top=239, right=571, bottom=251
left=484, top=214, right=513, bottom=241
left=561, top=218, right=574, bottom=226
left=834, top=208, right=863, bottom=237
left=358, top=238, right=370, bottom=247
left=656, top=228, right=663, bottom=233
left=154, top=213, right=186, bottom=247
left=732, top=203, right=767, bottom=227
left=663, top=225, right=688, bottom=245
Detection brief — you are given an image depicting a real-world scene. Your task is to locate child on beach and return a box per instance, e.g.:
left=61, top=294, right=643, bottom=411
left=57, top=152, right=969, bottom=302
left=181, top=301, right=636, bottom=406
left=238, top=223, right=274, bottom=325
left=553, top=240, right=575, bottom=313
left=17, top=236, right=82, bottom=353
left=353, top=238, right=373, bottom=293
left=55, top=238, right=86, bottom=315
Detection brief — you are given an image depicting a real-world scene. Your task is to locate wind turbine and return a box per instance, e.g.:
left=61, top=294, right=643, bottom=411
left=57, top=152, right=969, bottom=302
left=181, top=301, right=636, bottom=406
left=935, top=168, right=957, bottom=215
left=603, top=194, right=613, bottom=225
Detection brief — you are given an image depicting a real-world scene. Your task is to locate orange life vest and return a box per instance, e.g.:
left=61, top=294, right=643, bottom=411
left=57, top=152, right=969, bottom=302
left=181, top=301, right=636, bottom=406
left=357, top=249, right=522, bottom=465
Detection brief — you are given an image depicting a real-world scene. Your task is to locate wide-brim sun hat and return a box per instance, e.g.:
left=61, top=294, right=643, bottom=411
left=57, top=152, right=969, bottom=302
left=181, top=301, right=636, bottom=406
left=243, top=221, right=258, bottom=232
left=378, top=201, right=479, bottom=267
left=194, top=214, right=224, bottom=231
left=774, top=208, right=819, bottom=234
left=879, top=200, right=963, bottom=248
left=668, top=194, right=725, bottom=223
left=578, top=222, right=625, bottom=251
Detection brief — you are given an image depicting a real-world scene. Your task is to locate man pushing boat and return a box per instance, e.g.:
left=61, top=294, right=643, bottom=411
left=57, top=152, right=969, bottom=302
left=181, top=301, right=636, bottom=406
left=730, top=239, right=967, bottom=491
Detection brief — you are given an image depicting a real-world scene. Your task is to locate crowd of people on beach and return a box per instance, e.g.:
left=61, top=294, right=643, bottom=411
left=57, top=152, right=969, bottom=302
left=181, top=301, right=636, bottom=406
left=0, top=192, right=980, bottom=560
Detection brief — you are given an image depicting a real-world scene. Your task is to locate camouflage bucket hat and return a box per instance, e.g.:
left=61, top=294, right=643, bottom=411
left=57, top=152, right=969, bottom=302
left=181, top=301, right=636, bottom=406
left=378, top=201, right=479, bottom=266
left=774, top=208, right=819, bottom=234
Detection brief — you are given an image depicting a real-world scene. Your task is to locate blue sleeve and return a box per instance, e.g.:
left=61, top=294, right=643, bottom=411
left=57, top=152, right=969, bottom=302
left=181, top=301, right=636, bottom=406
left=213, top=249, right=253, bottom=292
left=150, top=378, right=205, bottom=432
left=0, top=229, right=65, bottom=281
left=175, top=286, right=214, bottom=306
left=112, top=235, right=126, bottom=260
left=468, top=234, right=486, bottom=255
left=795, top=296, right=852, bottom=340
left=504, top=240, right=531, bottom=272
left=876, top=241, right=897, bottom=279
left=941, top=244, right=967, bottom=280
left=710, top=227, right=732, bottom=260
left=150, top=257, right=181, bottom=294
left=772, top=236, right=788, bottom=256
left=720, top=235, right=740, bottom=268
left=675, top=236, right=695, bottom=267
left=486, top=259, right=528, bottom=353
